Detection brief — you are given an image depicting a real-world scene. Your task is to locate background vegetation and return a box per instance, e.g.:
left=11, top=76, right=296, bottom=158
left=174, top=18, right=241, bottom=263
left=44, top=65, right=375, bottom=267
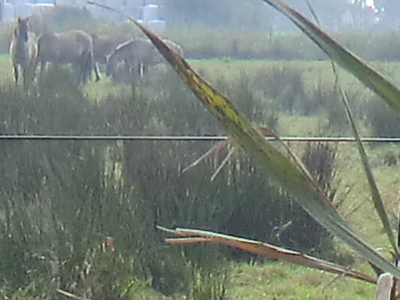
left=1, top=3, right=400, bottom=300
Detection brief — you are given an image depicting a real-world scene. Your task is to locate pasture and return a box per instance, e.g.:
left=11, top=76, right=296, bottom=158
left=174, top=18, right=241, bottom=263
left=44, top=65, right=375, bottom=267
left=1, top=45, right=400, bottom=300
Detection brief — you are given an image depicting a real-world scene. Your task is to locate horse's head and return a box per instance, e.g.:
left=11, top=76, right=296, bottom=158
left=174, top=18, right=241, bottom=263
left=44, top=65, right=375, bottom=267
left=17, top=17, right=29, bottom=42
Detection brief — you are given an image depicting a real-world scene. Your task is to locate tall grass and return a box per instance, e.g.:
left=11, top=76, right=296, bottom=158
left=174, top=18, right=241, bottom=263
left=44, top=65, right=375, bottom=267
left=0, top=50, right=351, bottom=298
left=0, top=70, right=192, bottom=298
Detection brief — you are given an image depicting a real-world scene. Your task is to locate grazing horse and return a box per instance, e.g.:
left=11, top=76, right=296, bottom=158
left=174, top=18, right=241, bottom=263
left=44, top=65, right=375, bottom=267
left=37, top=30, right=100, bottom=84
left=106, top=38, right=183, bottom=79
left=9, top=17, right=38, bottom=86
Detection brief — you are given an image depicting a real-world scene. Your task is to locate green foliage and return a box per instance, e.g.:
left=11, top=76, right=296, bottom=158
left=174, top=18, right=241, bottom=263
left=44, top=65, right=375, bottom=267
left=217, top=72, right=279, bottom=129
left=187, top=267, right=228, bottom=300
left=382, top=150, right=398, bottom=167
left=364, top=96, right=400, bottom=138
left=0, top=72, right=194, bottom=298
left=301, top=142, right=337, bottom=193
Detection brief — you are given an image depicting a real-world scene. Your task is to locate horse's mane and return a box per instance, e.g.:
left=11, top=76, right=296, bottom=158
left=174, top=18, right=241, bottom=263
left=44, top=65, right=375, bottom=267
left=114, top=39, right=136, bottom=52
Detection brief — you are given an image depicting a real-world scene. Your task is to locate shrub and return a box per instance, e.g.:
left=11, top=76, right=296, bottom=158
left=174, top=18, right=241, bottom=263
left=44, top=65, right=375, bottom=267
left=221, top=72, right=279, bottom=130
left=382, top=150, right=397, bottom=166
left=187, top=267, right=228, bottom=300
left=252, top=66, right=309, bottom=115
left=364, top=96, right=400, bottom=137
left=301, top=142, right=337, bottom=192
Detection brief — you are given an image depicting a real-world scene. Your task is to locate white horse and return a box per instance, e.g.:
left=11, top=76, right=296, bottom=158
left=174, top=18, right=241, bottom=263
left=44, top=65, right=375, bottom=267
left=106, top=38, right=183, bottom=79
left=9, top=17, right=38, bottom=87
left=37, top=30, right=100, bottom=84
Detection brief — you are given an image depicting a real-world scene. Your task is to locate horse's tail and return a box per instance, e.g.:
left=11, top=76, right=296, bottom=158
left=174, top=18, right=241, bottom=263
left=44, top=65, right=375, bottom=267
left=28, top=33, right=38, bottom=73
left=105, top=50, right=118, bottom=77
left=84, top=37, right=100, bottom=83
left=79, top=47, right=99, bottom=84
left=90, top=45, right=100, bottom=82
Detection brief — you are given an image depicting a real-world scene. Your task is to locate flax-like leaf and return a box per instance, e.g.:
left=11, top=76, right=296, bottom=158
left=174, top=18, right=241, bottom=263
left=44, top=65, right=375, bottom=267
left=86, top=1, right=400, bottom=279
left=338, top=87, right=399, bottom=257
left=132, top=28, right=400, bottom=277
left=261, top=0, right=400, bottom=116
left=158, top=226, right=376, bottom=284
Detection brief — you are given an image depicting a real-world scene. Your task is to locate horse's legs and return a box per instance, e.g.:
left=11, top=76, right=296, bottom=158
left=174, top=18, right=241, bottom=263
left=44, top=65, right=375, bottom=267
left=80, top=64, right=88, bottom=84
left=86, top=52, right=100, bottom=82
left=13, top=64, right=19, bottom=84
left=140, top=63, right=148, bottom=78
left=93, top=61, right=100, bottom=82
left=22, top=68, right=27, bottom=87
left=40, top=61, right=46, bottom=77
left=71, top=63, right=81, bottom=84
left=31, top=58, right=38, bottom=80
left=22, top=67, right=30, bottom=88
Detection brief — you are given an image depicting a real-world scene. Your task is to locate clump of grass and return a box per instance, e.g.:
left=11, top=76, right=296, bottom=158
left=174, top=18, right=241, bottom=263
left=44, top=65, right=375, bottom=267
left=364, top=96, right=400, bottom=138
left=187, top=267, right=228, bottom=300
left=302, top=142, right=337, bottom=192
left=251, top=66, right=309, bottom=115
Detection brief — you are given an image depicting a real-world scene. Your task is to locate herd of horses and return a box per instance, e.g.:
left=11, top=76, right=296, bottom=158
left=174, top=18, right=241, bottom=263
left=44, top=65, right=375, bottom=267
left=10, top=17, right=183, bottom=87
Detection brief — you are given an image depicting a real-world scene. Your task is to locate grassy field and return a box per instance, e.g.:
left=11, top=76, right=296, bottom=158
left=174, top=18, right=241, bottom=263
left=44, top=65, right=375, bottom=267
left=1, top=53, right=400, bottom=299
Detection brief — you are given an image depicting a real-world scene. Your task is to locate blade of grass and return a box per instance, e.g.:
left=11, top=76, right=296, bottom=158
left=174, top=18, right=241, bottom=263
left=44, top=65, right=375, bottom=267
left=158, top=226, right=376, bottom=284
left=182, top=139, right=231, bottom=174
left=87, top=1, right=400, bottom=279
left=328, top=57, right=399, bottom=258
left=210, top=146, right=235, bottom=182
left=261, top=0, right=400, bottom=116
left=305, top=0, right=320, bottom=26
left=337, top=81, right=399, bottom=257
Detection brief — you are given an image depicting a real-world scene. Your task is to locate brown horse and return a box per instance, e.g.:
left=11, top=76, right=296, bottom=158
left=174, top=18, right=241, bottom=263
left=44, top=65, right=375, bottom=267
left=37, top=30, right=100, bottom=84
left=9, top=17, right=38, bottom=86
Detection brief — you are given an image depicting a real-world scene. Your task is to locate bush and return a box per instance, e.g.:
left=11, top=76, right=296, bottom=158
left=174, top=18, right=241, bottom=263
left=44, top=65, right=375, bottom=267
left=364, top=96, right=400, bottom=137
left=382, top=150, right=397, bottom=166
left=251, top=66, right=309, bottom=115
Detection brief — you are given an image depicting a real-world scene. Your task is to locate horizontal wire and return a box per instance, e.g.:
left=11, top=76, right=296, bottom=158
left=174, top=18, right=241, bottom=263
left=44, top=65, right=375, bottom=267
left=0, top=135, right=399, bottom=143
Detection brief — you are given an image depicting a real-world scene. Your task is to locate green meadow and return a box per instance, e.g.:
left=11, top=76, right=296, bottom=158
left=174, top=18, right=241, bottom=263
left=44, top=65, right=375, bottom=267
left=1, top=46, right=400, bottom=300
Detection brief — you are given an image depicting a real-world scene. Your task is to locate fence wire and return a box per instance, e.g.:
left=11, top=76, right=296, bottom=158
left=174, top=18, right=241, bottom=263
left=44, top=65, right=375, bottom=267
left=0, top=135, right=399, bottom=143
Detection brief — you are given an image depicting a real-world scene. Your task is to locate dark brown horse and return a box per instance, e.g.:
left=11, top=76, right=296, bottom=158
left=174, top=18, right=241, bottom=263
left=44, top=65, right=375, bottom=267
left=9, top=17, right=38, bottom=86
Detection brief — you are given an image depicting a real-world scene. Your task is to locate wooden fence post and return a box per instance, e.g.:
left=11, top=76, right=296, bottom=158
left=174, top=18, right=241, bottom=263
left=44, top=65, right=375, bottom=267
left=376, top=273, right=394, bottom=300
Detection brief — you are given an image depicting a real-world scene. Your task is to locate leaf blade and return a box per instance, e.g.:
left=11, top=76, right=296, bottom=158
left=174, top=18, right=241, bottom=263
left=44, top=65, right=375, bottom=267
left=135, top=24, right=400, bottom=279
left=338, top=86, right=399, bottom=256
left=86, top=0, right=400, bottom=279
left=158, top=226, right=377, bottom=284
